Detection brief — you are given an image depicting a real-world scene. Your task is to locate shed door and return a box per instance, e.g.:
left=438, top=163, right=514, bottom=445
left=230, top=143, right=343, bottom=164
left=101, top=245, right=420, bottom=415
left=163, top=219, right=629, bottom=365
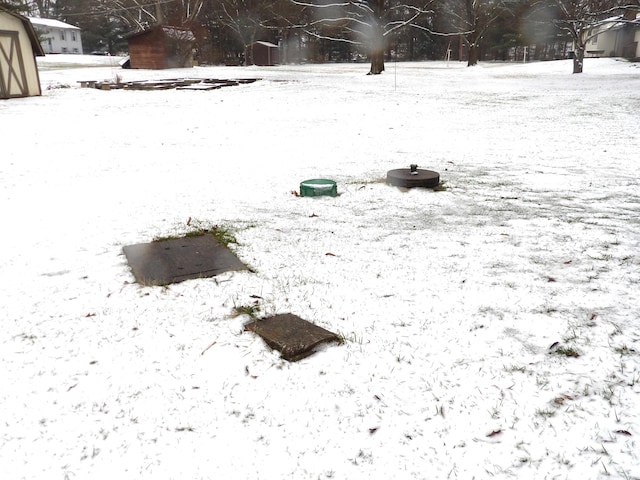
left=0, top=30, right=28, bottom=99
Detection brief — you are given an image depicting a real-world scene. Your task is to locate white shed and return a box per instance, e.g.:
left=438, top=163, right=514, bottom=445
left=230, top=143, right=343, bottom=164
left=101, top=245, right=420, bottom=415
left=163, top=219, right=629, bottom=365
left=28, top=17, right=83, bottom=54
left=0, top=8, right=45, bottom=99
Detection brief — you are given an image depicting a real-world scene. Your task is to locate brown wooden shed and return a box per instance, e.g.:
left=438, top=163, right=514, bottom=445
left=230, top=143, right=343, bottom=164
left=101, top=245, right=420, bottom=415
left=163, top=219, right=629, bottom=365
left=0, top=8, right=44, bottom=99
left=250, top=41, right=279, bottom=66
left=127, top=25, right=196, bottom=69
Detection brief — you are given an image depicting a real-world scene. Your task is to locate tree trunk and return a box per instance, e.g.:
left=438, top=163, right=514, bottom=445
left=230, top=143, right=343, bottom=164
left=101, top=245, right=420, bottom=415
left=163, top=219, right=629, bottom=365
left=155, top=1, right=164, bottom=24
left=467, top=43, right=479, bottom=66
left=368, top=0, right=385, bottom=75
left=573, top=42, right=585, bottom=74
left=369, top=49, right=385, bottom=74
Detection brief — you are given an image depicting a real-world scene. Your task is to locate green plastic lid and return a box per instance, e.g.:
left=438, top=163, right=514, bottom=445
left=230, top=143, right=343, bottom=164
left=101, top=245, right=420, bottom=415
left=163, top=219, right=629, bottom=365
left=300, top=179, right=338, bottom=197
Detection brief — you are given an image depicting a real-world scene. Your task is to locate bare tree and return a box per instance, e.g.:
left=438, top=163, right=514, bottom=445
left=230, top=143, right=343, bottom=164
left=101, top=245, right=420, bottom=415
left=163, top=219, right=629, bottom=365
left=548, top=0, right=639, bottom=73
left=289, top=0, right=433, bottom=74
left=212, top=0, right=275, bottom=54
left=80, top=0, right=207, bottom=30
left=180, top=0, right=205, bottom=21
left=433, top=0, right=512, bottom=66
left=28, top=0, right=54, bottom=16
left=81, top=0, right=159, bottom=30
left=5, top=0, right=54, bottom=16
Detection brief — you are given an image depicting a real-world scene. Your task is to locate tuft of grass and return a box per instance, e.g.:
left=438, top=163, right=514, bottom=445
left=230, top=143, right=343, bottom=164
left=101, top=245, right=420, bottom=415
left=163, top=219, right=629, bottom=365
left=153, top=219, right=238, bottom=247
left=232, top=303, right=261, bottom=318
left=504, top=364, right=527, bottom=373
left=433, top=181, right=448, bottom=192
left=563, top=329, right=579, bottom=342
left=335, top=331, right=360, bottom=345
left=551, top=346, right=581, bottom=358
left=175, top=426, right=195, bottom=432
left=536, top=375, right=550, bottom=388
left=16, top=333, right=37, bottom=343
left=488, top=406, right=501, bottom=419
left=609, top=322, right=623, bottom=337
left=602, top=385, right=617, bottom=404
left=614, top=345, right=635, bottom=355
left=536, top=408, right=556, bottom=418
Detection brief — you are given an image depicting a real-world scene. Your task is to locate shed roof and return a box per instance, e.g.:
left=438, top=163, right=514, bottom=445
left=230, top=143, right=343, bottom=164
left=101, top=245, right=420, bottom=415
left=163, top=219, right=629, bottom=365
left=127, top=25, right=196, bottom=42
left=1, top=9, right=45, bottom=56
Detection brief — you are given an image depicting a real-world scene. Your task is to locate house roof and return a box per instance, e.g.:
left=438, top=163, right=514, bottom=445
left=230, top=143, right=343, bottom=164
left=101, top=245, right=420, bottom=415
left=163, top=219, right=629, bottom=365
left=28, top=16, right=81, bottom=30
left=0, top=9, right=45, bottom=56
left=596, top=12, right=640, bottom=32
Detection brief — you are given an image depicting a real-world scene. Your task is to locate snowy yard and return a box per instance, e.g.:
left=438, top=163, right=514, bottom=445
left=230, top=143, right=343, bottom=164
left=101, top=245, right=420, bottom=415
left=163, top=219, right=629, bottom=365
left=1, top=55, right=640, bottom=479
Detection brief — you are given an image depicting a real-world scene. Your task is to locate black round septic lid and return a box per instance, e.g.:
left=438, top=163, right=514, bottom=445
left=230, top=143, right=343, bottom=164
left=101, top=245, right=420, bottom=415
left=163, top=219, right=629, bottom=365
left=387, top=167, right=440, bottom=188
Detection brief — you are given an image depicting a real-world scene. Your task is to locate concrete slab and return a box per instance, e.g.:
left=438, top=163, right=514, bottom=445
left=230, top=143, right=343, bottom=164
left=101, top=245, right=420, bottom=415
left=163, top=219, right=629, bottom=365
left=245, top=313, right=340, bottom=361
left=123, top=234, right=247, bottom=286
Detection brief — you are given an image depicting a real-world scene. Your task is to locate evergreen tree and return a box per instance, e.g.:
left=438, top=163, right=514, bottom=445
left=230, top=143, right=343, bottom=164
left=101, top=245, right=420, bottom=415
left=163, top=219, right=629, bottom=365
left=53, top=0, right=128, bottom=54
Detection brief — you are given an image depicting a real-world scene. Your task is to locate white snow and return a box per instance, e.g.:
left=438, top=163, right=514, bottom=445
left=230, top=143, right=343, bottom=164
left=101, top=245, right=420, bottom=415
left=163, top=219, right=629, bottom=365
left=2, top=55, right=640, bottom=480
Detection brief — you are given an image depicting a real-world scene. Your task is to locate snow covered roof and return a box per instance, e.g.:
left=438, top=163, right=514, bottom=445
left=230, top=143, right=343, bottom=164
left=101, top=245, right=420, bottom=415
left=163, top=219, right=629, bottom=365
left=127, top=25, right=195, bottom=42
left=595, top=12, right=640, bottom=32
left=28, top=17, right=80, bottom=30
left=254, top=41, right=278, bottom=48
left=162, top=26, right=195, bottom=42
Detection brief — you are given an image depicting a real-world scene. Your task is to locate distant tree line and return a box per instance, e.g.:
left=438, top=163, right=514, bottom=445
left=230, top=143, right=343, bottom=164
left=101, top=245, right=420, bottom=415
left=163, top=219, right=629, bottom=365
left=4, top=0, right=639, bottom=73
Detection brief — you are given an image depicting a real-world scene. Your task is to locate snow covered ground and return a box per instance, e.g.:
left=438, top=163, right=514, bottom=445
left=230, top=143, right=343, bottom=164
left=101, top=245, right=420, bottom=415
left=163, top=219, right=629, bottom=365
left=1, top=55, right=640, bottom=479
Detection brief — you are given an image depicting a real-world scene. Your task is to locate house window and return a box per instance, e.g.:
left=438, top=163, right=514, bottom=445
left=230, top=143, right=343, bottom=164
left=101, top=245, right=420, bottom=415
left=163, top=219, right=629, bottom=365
left=60, top=30, right=65, bottom=41
left=591, top=34, right=598, bottom=44
left=62, top=47, right=67, bottom=52
left=72, top=32, right=76, bottom=41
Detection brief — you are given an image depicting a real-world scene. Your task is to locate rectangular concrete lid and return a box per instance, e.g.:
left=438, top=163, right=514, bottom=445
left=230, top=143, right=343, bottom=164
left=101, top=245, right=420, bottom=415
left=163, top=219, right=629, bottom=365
left=245, top=313, right=340, bottom=361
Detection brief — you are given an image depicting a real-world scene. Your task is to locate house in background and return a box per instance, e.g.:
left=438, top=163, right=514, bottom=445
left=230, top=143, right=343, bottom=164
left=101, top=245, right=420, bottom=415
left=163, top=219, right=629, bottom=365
left=28, top=17, right=83, bottom=54
left=249, top=41, right=279, bottom=66
left=0, top=8, right=45, bottom=99
left=585, top=11, right=640, bottom=60
left=126, top=25, right=195, bottom=69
